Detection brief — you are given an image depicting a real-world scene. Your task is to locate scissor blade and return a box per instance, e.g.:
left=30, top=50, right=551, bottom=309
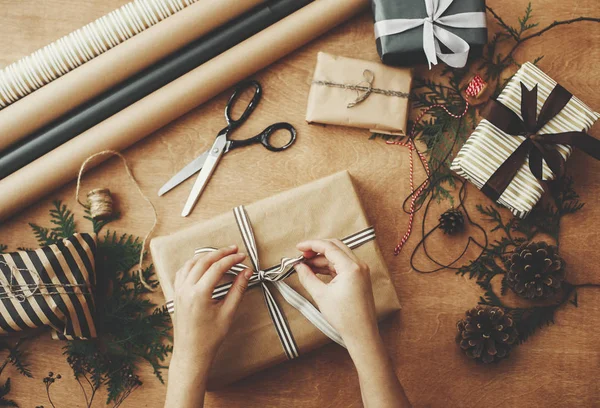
left=181, top=135, right=228, bottom=217
left=158, top=151, right=210, bottom=197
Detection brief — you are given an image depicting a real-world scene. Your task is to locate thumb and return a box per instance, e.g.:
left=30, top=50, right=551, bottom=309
left=295, top=263, right=325, bottom=300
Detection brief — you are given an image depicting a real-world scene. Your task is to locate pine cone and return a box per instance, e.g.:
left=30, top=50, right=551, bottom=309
left=439, top=208, right=464, bottom=235
left=505, top=241, right=566, bottom=300
left=456, top=306, right=518, bottom=363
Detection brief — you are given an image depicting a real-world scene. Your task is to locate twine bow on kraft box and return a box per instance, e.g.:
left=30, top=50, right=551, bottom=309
left=150, top=171, right=401, bottom=388
left=372, top=0, right=488, bottom=68
left=306, top=52, right=412, bottom=136
left=452, top=62, right=600, bottom=218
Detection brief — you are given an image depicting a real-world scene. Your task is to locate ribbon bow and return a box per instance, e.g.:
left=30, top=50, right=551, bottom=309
left=374, top=0, right=487, bottom=69
left=481, top=82, right=600, bottom=201
left=166, top=206, right=377, bottom=360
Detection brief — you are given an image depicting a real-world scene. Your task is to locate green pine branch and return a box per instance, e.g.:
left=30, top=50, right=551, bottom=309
left=0, top=378, right=18, bottom=407
left=49, top=201, right=76, bottom=239
left=29, top=200, right=77, bottom=246
left=24, top=201, right=171, bottom=406
left=84, top=208, right=121, bottom=235
left=483, top=3, right=599, bottom=79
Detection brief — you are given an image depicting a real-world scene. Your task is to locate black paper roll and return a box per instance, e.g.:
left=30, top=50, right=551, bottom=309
left=0, top=0, right=313, bottom=180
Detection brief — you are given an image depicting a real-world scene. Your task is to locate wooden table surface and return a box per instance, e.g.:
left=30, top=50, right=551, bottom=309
left=0, top=0, right=599, bottom=407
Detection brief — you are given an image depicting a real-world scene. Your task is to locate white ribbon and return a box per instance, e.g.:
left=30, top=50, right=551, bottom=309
left=166, top=205, right=378, bottom=360
left=374, top=0, right=487, bottom=69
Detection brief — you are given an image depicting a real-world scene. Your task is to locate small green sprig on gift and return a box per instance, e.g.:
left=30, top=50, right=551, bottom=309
left=27, top=202, right=172, bottom=407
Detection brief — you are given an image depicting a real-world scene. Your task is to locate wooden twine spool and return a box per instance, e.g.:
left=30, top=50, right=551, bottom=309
left=86, top=188, right=113, bottom=220
left=76, top=150, right=157, bottom=292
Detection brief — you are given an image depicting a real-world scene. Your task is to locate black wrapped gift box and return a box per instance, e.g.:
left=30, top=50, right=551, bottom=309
left=372, top=0, right=487, bottom=67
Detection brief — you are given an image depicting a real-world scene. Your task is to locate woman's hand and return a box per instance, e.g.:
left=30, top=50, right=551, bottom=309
left=294, top=239, right=379, bottom=349
left=166, top=245, right=252, bottom=408
left=295, top=239, right=411, bottom=407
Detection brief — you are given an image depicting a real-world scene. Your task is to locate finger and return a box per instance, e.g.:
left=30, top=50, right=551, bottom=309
left=222, top=267, right=253, bottom=318
left=327, top=239, right=359, bottom=262
left=295, top=263, right=325, bottom=299
left=308, top=266, right=337, bottom=276
left=297, top=240, right=357, bottom=273
left=199, top=252, right=247, bottom=292
left=175, top=268, right=184, bottom=289
left=304, top=256, right=336, bottom=274
left=175, top=257, right=197, bottom=288
left=186, top=245, right=238, bottom=285
left=300, top=249, right=319, bottom=259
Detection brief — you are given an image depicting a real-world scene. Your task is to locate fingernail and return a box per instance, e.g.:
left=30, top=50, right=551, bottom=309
left=243, top=268, right=253, bottom=279
left=237, top=252, right=246, bottom=259
left=228, top=244, right=237, bottom=249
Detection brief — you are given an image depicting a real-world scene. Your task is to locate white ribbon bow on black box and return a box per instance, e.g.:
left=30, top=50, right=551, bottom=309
left=374, top=0, right=487, bottom=69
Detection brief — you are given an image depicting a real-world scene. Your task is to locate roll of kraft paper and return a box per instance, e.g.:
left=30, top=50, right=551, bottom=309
left=0, top=0, right=369, bottom=221
left=0, top=0, right=310, bottom=180
left=0, top=0, right=265, bottom=153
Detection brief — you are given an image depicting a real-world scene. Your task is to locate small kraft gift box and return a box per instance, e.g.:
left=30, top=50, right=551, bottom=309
left=150, top=171, right=401, bottom=388
left=452, top=62, right=600, bottom=218
left=306, top=52, right=412, bottom=135
left=372, top=0, right=488, bottom=68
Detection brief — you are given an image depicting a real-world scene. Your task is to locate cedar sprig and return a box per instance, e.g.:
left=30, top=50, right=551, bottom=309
left=483, top=3, right=600, bottom=79
left=0, top=339, right=32, bottom=408
left=84, top=208, right=121, bottom=235
left=29, top=200, right=76, bottom=246
left=25, top=201, right=172, bottom=406
left=476, top=281, right=593, bottom=344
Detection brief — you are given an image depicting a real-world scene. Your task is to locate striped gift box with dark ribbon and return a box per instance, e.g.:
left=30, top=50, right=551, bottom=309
left=0, top=234, right=97, bottom=340
left=452, top=62, right=599, bottom=218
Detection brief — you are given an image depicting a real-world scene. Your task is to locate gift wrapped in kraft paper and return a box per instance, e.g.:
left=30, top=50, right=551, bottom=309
left=452, top=62, right=600, bottom=218
left=150, top=171, right=400, bottom=388
left=306, top=52, right=412, bottom=135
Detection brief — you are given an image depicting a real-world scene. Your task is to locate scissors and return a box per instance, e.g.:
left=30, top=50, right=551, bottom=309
left=158, top=80, right=297, bottom=217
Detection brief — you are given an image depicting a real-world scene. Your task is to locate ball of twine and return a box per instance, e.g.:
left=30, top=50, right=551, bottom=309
left=76, top=150, right=157, bottom=292
left=87, top=188, right=113, bottom=220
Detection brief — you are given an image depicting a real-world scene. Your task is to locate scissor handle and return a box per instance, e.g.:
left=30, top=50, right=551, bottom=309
left=225, top=80, right=262, bottom=130
left=227, top=122, right=297, bottom=152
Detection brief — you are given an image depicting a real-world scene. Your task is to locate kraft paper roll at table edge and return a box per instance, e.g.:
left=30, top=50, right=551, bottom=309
left=0, top=0, right=266, bottom=152
left=0, top=0, right=369, bottom=222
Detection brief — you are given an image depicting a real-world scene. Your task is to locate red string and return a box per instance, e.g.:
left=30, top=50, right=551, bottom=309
left=387, top=75, right=486, bottom=256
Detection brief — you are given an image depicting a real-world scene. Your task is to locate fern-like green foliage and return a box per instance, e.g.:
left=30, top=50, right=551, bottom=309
left=460, top=177, right=585, bottom=344
left=481, top=2, right=542, bottom=81
left=84, top=208, right=121, bottom=235
left=0, top=378, right=18, bottom=407
left=27, top=201, right=172, bottom=406
left=29, top=200, right=76, bottom=246
left=0, top=340, right=32, bottom=408
left=372, top=68, right=477, bottom=204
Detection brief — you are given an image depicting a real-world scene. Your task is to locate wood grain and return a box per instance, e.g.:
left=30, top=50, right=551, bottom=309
left=0, top=0, right=599, bottom=406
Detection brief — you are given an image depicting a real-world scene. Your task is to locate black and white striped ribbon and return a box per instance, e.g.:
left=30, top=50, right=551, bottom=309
left=166, top=206, right=376, bottom=360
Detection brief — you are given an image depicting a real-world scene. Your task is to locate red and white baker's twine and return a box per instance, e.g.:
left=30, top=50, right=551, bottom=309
left=387, top=75, right=486, bottom=255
